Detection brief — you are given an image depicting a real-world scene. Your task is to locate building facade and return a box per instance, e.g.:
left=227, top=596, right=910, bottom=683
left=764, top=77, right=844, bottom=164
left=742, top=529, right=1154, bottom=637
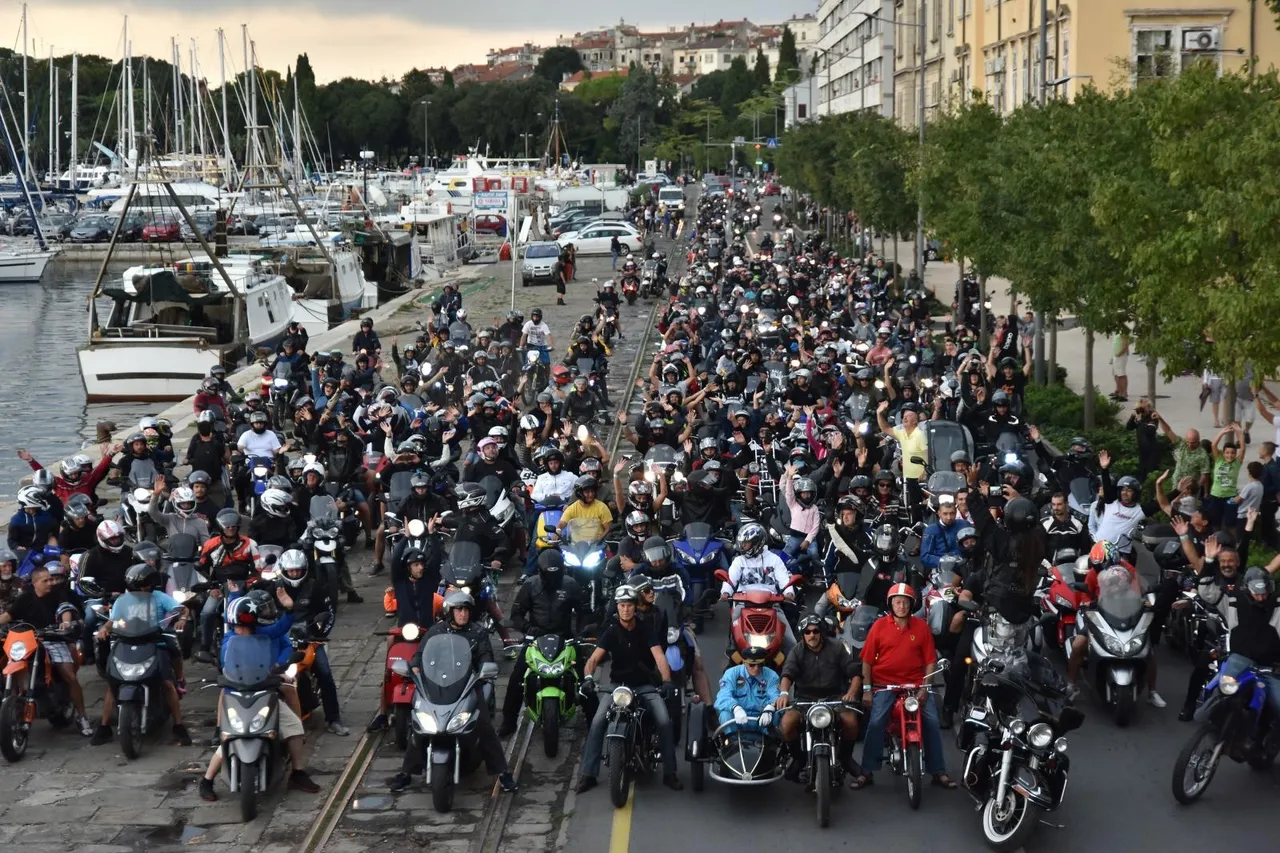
left=814, top=0, right=896, bottom=117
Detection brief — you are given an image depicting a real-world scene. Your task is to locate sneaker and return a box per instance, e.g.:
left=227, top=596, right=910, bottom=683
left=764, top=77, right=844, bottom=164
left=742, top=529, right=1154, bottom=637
left=662, top=774, right=684, bottom=791
left=389, top=772, right=413, bottom=793
left=173, top=724, right=193, bottom=746
left=1064, top=683, right=1081, bottom=702
left=575, top=775, right=598, bottom=794
left=90, top=724, right=113, bottom=746
left=198, top=777, right=218, bottom=802
left=347, top=590, right=364, bottom=604
left=1148, top=691, right=1168, bottom=709
left=370, top=563, right=385, bottom=576
left=499, top=772, right=519, bottom=793
left=193, top=649, right=214, bottom=665
left=367, top=714, right=388, bottom=732
left=289, top=770, right=321, bottom=793
left=79, top=715, right=95, bottom=737
left=328, top=721, right=350, bottom=737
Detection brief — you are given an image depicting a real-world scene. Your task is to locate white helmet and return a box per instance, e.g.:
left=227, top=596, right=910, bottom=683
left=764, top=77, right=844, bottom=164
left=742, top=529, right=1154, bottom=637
left=625, top=253, right=634, bottom=261
left=96, top=519, right=126, bottom=552
left=59, top=458, right=80, bottom=478
left=260, top=488, right=292, bottom=519
left=171, top=486, right=198, bottom=518
left=457, top=308, right=468, bottom=321
left=303, top=461, right=326, bottom=481
left=278, top=549, right=309, bottom=587
left=17, top=485, right=49, bottom=511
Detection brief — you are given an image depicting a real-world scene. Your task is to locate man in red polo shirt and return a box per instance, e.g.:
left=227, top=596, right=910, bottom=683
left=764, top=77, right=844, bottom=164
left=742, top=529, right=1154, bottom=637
left=854, top=583, right=957, bottom=789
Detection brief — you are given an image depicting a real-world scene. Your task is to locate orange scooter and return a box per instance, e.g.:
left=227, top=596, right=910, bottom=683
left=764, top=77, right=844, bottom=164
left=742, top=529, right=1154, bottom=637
left=1, top=621, right=83, bottom=762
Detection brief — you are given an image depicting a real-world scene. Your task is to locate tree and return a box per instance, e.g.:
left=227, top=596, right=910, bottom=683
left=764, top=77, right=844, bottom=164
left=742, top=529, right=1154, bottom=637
left=690, top=70, right=727, bottom=104
left=608, top=69, right=661, bottom=164
left=573, top=72, right=626, bottom=108
left=836, top=112, right=915, bottom=243
left=442, top=69, right=455, bottom=89
left=720, top=57, right=755, bottom=119
left=753, top=49, right=771, bottom=90
left=777, top=27, right=799, bottom=81
left=534, top=46, right=584, bottom=86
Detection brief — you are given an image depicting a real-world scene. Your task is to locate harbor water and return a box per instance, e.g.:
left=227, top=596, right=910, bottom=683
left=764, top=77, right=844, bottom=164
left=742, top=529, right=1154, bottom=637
left=0, top=260, right=151, bottom=501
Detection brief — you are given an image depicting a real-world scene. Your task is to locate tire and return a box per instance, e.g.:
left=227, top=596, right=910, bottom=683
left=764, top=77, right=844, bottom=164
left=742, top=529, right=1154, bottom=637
left=393, top=709, right=409, bottom=751
left=119, top=702, right=143, bottom=761
left=1173, top=722, right=1224, bottom=804
left=542, top=696, right=561, bottom=758
left=431, top=764, right=455, bottom=812
left=607, top=739, right=631, bottom=808
left=239, top=759, right=259, bottom=822
left=0, top=695, right=28, bottom=763
left=815, top=759, right=831, bottom=828
left=691, top=758, right=705, bottom=792
left=1114, top=685, right=1135, bottom=728
left=981, top=790, right=1039, bottom=851
left=906, top=743, right=923, bottom=810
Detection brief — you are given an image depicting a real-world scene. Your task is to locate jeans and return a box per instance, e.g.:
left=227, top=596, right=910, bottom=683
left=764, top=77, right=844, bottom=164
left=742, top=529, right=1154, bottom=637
left=784, top=535, right=820, bottom=569
left=1220, top=654, right=1280, bottom=720
left=860, top=690, right=947, bottom=775
left=310, top=644, right=342, bottom=723
left=580, top=684, right=676, bottom=777
left=611, top=250, right=619, bottom=270
left=200, top=595, right=222, bottom=651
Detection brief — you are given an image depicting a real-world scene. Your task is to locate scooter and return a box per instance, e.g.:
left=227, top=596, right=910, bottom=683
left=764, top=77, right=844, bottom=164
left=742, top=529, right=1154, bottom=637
left=383, top=622, right=423, bottom=750
left=1082, top=568, right=1154, bottom=727
left=1039, top=552, right=1088, bottom=654
left=218, top=637, right=290, bottom=822
left=103, top=604, right=185, bottom=760
left=671, top=522, right=726, bottom=633
left=163, top=533, right=205, bottom=658
left=715, top=568, right=802, bottom=671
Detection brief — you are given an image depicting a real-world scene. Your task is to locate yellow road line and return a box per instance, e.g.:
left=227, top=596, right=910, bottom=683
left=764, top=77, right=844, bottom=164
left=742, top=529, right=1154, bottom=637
left=608, top=788, right=634, bottom=853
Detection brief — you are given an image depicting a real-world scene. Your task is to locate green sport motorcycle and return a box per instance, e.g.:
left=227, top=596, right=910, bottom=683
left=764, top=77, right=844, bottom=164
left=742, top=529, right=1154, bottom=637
left=520, top=633, right=591, bottom=757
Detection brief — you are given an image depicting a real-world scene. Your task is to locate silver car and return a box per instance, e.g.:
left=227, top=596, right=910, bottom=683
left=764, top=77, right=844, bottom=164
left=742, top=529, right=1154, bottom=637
left=521, top=241, right=562, bottom=287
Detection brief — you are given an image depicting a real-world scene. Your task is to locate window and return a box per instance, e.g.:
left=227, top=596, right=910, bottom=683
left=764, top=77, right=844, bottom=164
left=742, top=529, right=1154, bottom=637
left=798, top=103, right=807, bottom=119
left=933, top=0, right=942, bottom=42
left=949, top=0, right=955, bottom=34
left=1135, top=29, right=1175, bottom=82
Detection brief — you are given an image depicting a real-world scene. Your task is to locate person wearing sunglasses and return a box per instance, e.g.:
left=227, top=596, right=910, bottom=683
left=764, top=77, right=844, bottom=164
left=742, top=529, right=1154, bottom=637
left=774, top=614, right=862, bottom=783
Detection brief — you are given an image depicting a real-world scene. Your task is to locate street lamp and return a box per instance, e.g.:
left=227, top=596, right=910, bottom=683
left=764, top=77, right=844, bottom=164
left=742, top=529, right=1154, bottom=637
left=419, top=98, right=431, bottom=170
left=359, top=149, right=374, bottom=211
left=519, top=132, right=533, bottom=160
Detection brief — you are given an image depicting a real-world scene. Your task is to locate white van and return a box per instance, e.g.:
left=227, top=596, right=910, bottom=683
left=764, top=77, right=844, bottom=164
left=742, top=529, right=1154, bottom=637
left=658, top=186, right=686, bottom=210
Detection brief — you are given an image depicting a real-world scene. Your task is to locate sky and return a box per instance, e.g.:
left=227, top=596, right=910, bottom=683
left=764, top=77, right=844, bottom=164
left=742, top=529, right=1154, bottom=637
left=15, top=1, right=814, bottom=82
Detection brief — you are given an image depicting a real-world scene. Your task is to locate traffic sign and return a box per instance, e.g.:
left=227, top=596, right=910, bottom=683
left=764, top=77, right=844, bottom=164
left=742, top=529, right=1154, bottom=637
left=766, top=138, right=778, bottom=149
left=755, top=160, right=763, bottom=166
left=733, top=136, right=745, bottom=144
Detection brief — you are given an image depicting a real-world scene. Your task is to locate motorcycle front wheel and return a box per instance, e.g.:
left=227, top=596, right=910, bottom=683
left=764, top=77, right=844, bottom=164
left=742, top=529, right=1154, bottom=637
left=607, top=739, right=631, bottom=808
left=814, top=759, right=831, bottom=827
left=432, top=764, right=456, bottom=812
left=1172, top=722, right=1224, bottom=804
left=981, top=788, right=1039, bottom=851
left=541, top=696, right=561, bottom=758
left=905, top=743, right=923, bottom=810
left=239, top=759, right=259, bottom=822
left=1114, top=684, right=1135, bottom=727
left=0, top=695, right=29, bottom=763
left=118, top=701, right=143, bottom=760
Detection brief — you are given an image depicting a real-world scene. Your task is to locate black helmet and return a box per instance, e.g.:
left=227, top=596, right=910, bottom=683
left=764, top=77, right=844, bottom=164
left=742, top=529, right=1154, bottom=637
left=850, top=474, right=871, bottom=493
left=537, top=550, right=565, bottom=586
left=455, top=481, right=486, bottom=511
left=124, top=562, right=160, bottom=591
left=957, top=526, right=980, bottom=555
left=133, top=540, right=162, bottom=569
left=573, top=475, right=599, bottom=498
left=872, top=523, right=899, bottom=558
left=216, top=508, right=242, bottom=535
left=1068, top=437, right=1092, bottom=456
left=1244, top=566, right=1275, bottom=599
left=629, top=573, right=654, bottom=597
left=642, top=535, right=672, bottom=568
left=1003, top=497, right=1037, bottom=532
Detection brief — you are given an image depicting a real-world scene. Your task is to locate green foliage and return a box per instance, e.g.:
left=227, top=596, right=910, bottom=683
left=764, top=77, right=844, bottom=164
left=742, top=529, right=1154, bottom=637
left=573, top=72, right=626, bottom=107
left=777, top=27, right=800, bottom=80
left=534, top=47, right=584, bottom=85
left=608, top=69, right=665, bottom=163
left=753, top=50, right=771, bottom=90
left=720, top=57, right=755, bottom=119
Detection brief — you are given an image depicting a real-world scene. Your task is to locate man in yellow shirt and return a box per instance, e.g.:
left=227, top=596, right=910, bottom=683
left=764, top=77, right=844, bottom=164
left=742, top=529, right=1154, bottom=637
left=555, top=475, right=614, bottom=543
left=876, top=400, right=928, bottom=504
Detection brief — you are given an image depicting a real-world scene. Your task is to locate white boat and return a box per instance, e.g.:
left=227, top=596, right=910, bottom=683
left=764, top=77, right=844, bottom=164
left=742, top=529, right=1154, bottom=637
left=0, top=248, right=57, bottom=283
left=78, top=254, right=293, bottom=402
left=274, top=246, right=371, bottom=338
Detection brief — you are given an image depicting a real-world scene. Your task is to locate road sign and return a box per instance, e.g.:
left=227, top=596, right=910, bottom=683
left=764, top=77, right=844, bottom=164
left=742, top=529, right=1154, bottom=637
left=473, top=191, right=507, bottom=210
left=733, top=136, right=745, bottom=144
left=755, top=160, right=763, bottom=166
left=766, top=138, right=778, bottom=149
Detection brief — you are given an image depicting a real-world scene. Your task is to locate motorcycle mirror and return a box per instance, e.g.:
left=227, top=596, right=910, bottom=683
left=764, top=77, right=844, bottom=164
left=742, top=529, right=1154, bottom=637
left=390, top=659, right=411, bottom=677
left=714, top=569, right=731, bottom=585
left=480, top=662, right=499, bottom=681
left=785, top=574, right=805, bottom=590
left=910, top=456, right=926, bottom=466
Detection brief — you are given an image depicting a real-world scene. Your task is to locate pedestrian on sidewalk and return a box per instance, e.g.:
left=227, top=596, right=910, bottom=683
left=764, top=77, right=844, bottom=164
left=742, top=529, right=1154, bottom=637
left=1257, top=441, right=1280, bottom=549
left=1157, top=414, right=1211, bottom=498
left=1234, top=364, right=1256, bottom=444
left=1127, top=400, right=1162, bottom=483
left=1202, top=369, right=1226, bottom=428
left=1235, top=462, right=1265, bottom=559
left=610, top=234, right=622, bottom=271
left=1110, top=330, right=1130, bottom=402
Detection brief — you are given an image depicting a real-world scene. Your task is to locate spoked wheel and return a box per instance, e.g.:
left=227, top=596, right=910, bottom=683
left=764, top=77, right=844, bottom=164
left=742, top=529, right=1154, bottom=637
left=981, top=788, right=1039, bottom=851
left=1172, top=722, right=1224, bottom=804
left=607, top=740, right=631, bottom=808
left=905, top=743, right=923, bottom=810
left=0, top=695, right=29, bottom=763
left=118, top=702, right=143, bottom=760
left=814, top=759, right=831, bottom=828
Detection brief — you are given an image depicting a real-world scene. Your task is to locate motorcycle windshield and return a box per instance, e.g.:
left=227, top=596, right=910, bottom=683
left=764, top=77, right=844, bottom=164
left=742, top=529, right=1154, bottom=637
left=1068, top=477, right=1094, bottom=508
left=166, top=533, right=198, bottom=562
left=128, top=459, right=158, bottom=489
left=388, top=472, right=415, bottom=504
left=419, top=633, right=475, bottom=706
left=683, top=522, right=713, bottom=555
left=926, top=471, right=967, bottom=496
left=479, top=476, right=505, bottom=511
left=848, top=605, right=880, bottom=643
left=533, top=633, right=566, bottom=662
left=222, top=634, right=277, bottom=687
left=447, top=541, right=483, bottom=578
left=924, top=421, right=971, bottom=468
left=644, top=445, right=679, bottom=470
left=575, top=358, right=595, bottom=375
left=1095, top=567, right=1143, bottom=630
left=564, top=517, right=606, bottom=550
left=110, top=593, right=163, bottom=635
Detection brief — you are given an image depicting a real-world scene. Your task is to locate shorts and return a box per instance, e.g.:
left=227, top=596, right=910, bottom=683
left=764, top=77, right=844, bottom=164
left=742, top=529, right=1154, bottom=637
left=279, top=702, right=305, bottom=739
left=1206, top=377, right=1225, bottom=403
left=1111, top=354, right=1128, bottom=376
left=44, top=641, right=74, bottom=665
left=1235, top=398, right=1256, bottom=426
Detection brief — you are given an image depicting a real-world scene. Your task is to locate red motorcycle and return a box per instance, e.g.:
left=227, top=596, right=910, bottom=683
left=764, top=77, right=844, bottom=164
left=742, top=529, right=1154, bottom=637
left=878, top=662, right=948, bottom=810
left=622, top=277, right=639, bottom=305
left=714, top=569, right=802, bottom=671
left=382, top=622, right=422, bottom=750
left=1039, top=550, right=1088, bottom=652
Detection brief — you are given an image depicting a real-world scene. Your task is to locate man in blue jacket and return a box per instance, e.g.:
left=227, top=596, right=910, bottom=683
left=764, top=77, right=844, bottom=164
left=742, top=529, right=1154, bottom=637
left=714, top=645, right=780, bottom=734
left=919, top=497, right=962, bottom=579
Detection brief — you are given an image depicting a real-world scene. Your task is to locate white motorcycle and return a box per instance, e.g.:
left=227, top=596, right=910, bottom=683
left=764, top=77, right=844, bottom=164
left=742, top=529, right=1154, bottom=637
left=1081, top=567, right=1154, bottom=727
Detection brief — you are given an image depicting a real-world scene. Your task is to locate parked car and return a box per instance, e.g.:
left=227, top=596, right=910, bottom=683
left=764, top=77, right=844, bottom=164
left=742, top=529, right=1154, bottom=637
left=69, top=214, right=114, bottom=244
left=180, top=211, right=217, bottom=242
left=142, top=214, right=181, bottom=243
left=473, top=214, right=508, bottom=237
left=521, top=241, right=562, bottom=287
left=253, top=214, right=298, bottom=239
left=227, top=214, right=259, bottom=236
left=557, top=221, right=643, bottom=255
left=118, top=211, right=150, bottom=242
left=44, top=212, right=76, bottom=242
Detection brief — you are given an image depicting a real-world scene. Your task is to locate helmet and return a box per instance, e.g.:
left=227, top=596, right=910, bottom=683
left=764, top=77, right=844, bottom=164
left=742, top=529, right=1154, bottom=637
left=1116, top=476, right=1141, bottom=494
left=17, top=485, right=49, bottom=511
left=133, top=540, right=162, bottom=569
left=1244, top=567, right=1275, bottom=598
left=303, top=461, right=326, bottom=481
left=59, top=458, right=80, bottom=479
left=124, top=562, right=160, bottom=591
left=187, top=470, right=212, bottom=487
left=440, top=590, right=475, bottom=623
left=230, top=588, right=279, bottom=627
left=626, top=511, right=651, bottom=542
left=794, top=476, right=816, bottom=507
left=403, top=548, right=426, bottom=571
left=279, top=549, right=309, bottom=587
left=957, top=526, right=979, bottom=556
left=64, top=500, right=91, bottom=521
left=740, top=644, right=770, bottom=665
left=551, top=365, right=571, bottom=385
left=642, top=535, right=671, bottom=568
left=456, top=308, right=467, bottom=322
left=614, top=584, right=638, bottom=604
left=874, top=470, right=895, bottom=485
left=873, top=523, right=900, bottom=557
left=938, top=554, right=965, bottom=581
left=887, top=583, right=916, bottom=605
left=96, top=519, right=126, bottom=553
left=1068, top=437, right=1092, bottom=456
left=455, top=482, right=487, bottom=511
left=260, top=488, right=292, bottom=518
left=537, top=549, right=565, bottom=584
left=1088, top=540, right=1118, bottom=569
left=736, top=522, right=766, bottom=558
left=991, top=390, right=1011, bottom=407
left=629, top=573, right=653, bottom=596
left=1003, top=497, right=1037, bottom=532
left=215, top=508, right=242, bottom=535
left=267, top=474, right=293, bottom=494
left=850, top=475, right=872, bottom=493
left=574, top=475, right=599, bottom=497
left=627, top=480, right=653, bottom=507
left=949, top=450, right=971, bottom=466
left=797, top=613, right=826, bottom=635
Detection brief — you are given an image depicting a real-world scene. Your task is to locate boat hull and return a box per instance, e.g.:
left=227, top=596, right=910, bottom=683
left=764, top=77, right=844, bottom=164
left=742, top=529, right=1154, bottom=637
left=78, top=341, right=224, bottom=402
left=0, top=250, right=57, bottom=283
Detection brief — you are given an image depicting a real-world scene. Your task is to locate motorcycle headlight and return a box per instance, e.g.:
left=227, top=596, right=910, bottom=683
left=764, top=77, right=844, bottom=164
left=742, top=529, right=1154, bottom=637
left=8, top=641, right=28, bottom=661
left=1218, top=675, right=1239, bottom=695
left=1028, top=723, right=1054, bottom=750
left=611, top=686, right=634, bottom=709
left=806, top=705, right=833, bottom=729
left=172, top=590, right=193, bottom=604
left=1053, top=736, right=1069, bottom=754
left=903, top=696, right=920, bottom=714
left=414, top=710, right=439, bottom=733
left=225, top=706, right=247, bottom=734
left=1100, top=634, right=1126, bottom=656
left=253, top=466, right=269, bottom=477
left=401, top=623, right=420, bottom=642
left=667, top=627, right=680, bottom=645
left=537, top=661, right=565, bottom=676
left=116, top=661, right=150, bottom=679
left=1009, top=719, right=1027, bottom=736
left=584, top=552, right=603, bottom=569
left=564, top=553, right=582, bottom=567
left=446, top=711, right=473, bottom=733
left=1123, top=637, right=1146, bottom=655
left=250, top=704, right=271, bottom=734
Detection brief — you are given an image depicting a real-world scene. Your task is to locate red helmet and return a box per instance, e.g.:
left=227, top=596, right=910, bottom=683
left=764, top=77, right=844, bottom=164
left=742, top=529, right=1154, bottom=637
left=551, top=365, right=571, bottom=386
left=887, top=583, right=916, bottom=605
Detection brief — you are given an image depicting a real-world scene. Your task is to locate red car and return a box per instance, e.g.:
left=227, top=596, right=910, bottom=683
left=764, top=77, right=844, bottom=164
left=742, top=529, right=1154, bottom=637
left=473, top=214, right=508, bottom=237
left=142, top=215, right=181, bottom=243
left=763, top=183, right=781, bottom=196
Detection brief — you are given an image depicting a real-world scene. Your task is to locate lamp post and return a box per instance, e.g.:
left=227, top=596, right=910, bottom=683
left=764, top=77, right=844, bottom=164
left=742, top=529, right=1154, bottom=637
left=520, top=132, right=533, bottom=160
left=419, top=98, right=431, bottom=169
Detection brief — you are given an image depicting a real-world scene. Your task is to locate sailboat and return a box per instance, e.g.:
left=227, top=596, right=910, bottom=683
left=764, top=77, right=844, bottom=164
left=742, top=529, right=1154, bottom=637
left=0, top=39, right=57, bottom=283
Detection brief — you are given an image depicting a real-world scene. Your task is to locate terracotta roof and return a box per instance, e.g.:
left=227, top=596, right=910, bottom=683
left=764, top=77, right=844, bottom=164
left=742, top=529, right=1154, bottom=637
left=575, top=38, right=611, bottom=49
left=564, top=67, right=631, bottom=84
left=476, top=61, right=532, bottom=83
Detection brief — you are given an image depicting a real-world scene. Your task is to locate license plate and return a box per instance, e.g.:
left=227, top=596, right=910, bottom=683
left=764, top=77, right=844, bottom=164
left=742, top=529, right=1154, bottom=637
left=968, top=708, right=987, bottom=720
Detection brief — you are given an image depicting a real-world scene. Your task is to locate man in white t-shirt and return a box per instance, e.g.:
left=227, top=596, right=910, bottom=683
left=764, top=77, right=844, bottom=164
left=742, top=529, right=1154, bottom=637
left=518, top=307, right=554, bottom=365
left=235, top=412, right=282, bottom=509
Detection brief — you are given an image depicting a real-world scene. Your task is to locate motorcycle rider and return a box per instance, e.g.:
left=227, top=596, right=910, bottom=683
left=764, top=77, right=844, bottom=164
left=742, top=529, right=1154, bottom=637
left=1196, top=565, right=1280, bottom=721
left=857, top=583, right=957, bottom=789
left=390, top=591, right=518, bottom=793
left=248, top=488, right=301, bottom=548
left=919, top=497, right=963, bottom=579
left=0, top=550, right=20, bottom=612
left=720, top=522, right=798, bottom=651
left=352, top=317, right=382, bottom=358
left=149, top=482, right=211, bottom=541
left=90, top=562, right=192, bottom=746
left=235, top=411, right=283, bottom=511
left=194, top=509, right=263, bottom=663
left=8, top=486, right=57, bottom=552
left=1042, top=491, right=1092, bottom=556
left=715, top=643, right=781, bottom=734
left=78, top=520, right=137, bottom=662
left=278, top=548, right=349, bottom=735
left=1089, top=450, right=1150, bottom=564
left=575, top=585, right=682, bottom=794
left=776, top=613, right=863, bottom=782
left=58, top=501, right=97, bottom=552
left=368, top=545, right=444, bottom=733
left=500, top=550, right=593, bottom=735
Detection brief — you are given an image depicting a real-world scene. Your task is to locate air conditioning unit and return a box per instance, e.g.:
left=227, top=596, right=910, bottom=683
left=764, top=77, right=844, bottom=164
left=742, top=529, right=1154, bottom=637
left=1183, top=29, right=1219, bottom=52
left=949, top=70, right=961, bottom=83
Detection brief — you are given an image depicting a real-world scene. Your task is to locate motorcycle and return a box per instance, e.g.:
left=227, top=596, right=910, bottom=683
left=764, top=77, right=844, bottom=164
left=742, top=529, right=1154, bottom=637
left=623, top=277, right=639, bottom=305
left=715, top=568, right=802, bottom=671
left=516, top=632, right=590, bottom=758
left=439, top=541, right=501, bottom=636
left=305, top=496, right=343, bottom=603
left=480, top=475, right=523, bottom=553
left=553, top=519, right=608, bottom=618
left=102, top=601, right=186, bottom=760
left=381, top=622, right=423, bottom=750
left=245, top=455, right=275, bottom=518
left=521, top=351, right=549, bottom=406
left=795, top=699, right=853, bottom=828
left=399, top=632, right=499, bottom=812
left=286, top=613, right=332, bottom=723
left=0, top=621, right=82, bottom=762
left=217, top=635, right=290, bottom=822
left=961, top=651, right=1083, bottom=850
left=876, top=662, right=948, bottom=810
left=1038, top=551, right=1087, bottom=653
left=602, top=682, right=666, bottom=808
left=671, top=522, right=727, bottom=632
left=162, top=533, right=206, bottom=659
left=1082, top=567, right=1154, bottom=726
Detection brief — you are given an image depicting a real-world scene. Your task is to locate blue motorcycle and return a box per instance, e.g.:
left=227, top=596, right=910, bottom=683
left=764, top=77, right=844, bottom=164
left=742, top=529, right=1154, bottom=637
left=672, top=522, right=727, bottom=633
left=1172, top=657, right=1280, bottom=803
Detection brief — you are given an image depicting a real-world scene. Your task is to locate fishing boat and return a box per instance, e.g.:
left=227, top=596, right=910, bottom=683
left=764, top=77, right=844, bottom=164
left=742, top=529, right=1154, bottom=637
left=0, top=247, right=58, bottom=283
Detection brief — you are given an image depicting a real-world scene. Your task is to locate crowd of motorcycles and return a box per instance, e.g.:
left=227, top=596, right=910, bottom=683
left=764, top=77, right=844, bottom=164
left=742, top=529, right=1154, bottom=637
left=0, top=182, right=1274, bottom=841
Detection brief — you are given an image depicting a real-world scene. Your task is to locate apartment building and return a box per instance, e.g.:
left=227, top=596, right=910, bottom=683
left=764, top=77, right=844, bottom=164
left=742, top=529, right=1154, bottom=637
left=810, top=0, right=896, bottom=118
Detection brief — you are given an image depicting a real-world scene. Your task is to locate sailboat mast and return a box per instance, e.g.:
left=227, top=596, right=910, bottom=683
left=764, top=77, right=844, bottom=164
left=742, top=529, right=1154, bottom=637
left=219, top=29, right=232, bottom=186
left=125, top=16, right=135, bottom=162
left=22, top=4, right=29, bottom=170
left=171, top=38, right=181, bottom=154
left=241, top=25, right=251, bottom=169
left=191, top=40, right=202, bottom=157
left=47, top=47, right=53, bottom=181
left=70, top=54, right=77, bottom=190
left=293, top=72, right=302, bottom=183
left=53, top=51, right=60, bottom=181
